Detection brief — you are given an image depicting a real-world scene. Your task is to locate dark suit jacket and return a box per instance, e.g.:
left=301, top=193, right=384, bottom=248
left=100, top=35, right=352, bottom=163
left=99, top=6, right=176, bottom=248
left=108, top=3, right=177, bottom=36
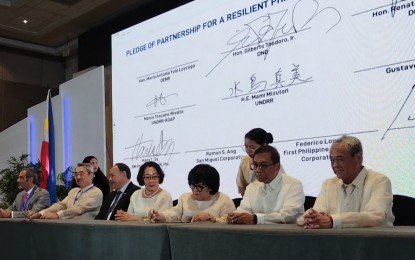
left=95, top=182, right=140, bottom=220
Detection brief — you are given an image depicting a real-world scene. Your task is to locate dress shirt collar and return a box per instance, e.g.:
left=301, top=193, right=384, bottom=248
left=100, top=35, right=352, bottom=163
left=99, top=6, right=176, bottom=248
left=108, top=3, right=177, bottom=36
left=351, top=166, right=368, bottom=189
left=341, top=166, right=368, bottom=191
left=117, top=181, right=131, bottom=194
left=80, top=184, right=94, bottom=193
left=261, top=168, right=283, bottom=192
left=26, top=186, right=35, bottom=195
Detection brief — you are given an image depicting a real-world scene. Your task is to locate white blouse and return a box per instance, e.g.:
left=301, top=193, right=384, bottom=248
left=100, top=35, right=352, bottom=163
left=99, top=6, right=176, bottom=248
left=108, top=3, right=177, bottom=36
left=127, top=189, right=172, bottom=218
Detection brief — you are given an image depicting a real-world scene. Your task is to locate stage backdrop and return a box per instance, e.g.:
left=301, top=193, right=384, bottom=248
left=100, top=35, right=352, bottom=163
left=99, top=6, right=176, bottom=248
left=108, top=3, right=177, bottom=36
left=0, top=66, right=106, bottom=179
left=112, top=0, right=415, bottom=199
left=59, top=66, right=106, bottom=171
left=0, top=119, right=28, bottom=170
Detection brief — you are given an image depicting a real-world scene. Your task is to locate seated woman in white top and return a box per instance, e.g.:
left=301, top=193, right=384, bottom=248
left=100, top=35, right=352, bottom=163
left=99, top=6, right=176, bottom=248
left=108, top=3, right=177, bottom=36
left=115, top=161, right=172, bottom=221
left=150, top=164, right=235, bottom=223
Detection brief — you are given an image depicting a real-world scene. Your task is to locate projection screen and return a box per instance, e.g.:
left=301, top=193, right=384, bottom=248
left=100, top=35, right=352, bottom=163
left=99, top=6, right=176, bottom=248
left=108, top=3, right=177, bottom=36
left=112, top=0, right=415, bottom=199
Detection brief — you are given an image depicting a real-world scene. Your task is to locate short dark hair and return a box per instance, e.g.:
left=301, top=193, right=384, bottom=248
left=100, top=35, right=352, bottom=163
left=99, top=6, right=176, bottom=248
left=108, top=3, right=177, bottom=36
left=137, top=161, right=165, bottom=186
left=188, top=164, right=220, bottom=195
left=254, top=145, right=281, bottom=164
left=245, top=128, right=273, bottom=145
left=22, top=167, right=38, bottom=185
left=115, top=163, right=131, bottom=179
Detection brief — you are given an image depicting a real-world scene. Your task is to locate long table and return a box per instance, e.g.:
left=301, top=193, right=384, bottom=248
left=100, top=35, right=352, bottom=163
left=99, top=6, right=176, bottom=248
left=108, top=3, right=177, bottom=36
left=2, top=219, right=415, bottom=260
left=1, top=219, right=171, bottom=260
left=167, top=223, right=415, bottom=260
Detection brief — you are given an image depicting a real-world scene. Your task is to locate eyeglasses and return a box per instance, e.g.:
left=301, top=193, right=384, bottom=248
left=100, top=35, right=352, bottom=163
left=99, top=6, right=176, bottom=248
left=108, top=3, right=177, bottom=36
left=250, top=162, right=276, bottom=170
left=190, top=184, right=208, bottom=192
left=144, top=175, right=160, bottom=181
left=242, top=145, right=260, bottom=152
left=74, top=171, right=88, bottom=178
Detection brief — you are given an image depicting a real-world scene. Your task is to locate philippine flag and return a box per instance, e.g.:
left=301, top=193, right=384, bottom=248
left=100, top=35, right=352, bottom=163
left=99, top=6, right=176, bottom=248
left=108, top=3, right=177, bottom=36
left=40, top=89, right=57, bottom=203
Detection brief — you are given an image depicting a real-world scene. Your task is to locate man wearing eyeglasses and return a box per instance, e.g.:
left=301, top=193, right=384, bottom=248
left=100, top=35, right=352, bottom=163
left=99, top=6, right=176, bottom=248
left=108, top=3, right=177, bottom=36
left=228, top=145, right=305, bottom=224
left=297, top=135, right=394, bottom=229
left=29, top=163, right=102, bottom=219
left=95, top=163, right=140, bottom=220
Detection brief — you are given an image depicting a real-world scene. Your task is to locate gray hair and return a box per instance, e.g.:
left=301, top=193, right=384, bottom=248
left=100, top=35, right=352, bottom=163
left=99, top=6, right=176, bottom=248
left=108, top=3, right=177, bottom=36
left=76, top=163, right=94, bottom=174
left=333, top=135, right=363, bottom=157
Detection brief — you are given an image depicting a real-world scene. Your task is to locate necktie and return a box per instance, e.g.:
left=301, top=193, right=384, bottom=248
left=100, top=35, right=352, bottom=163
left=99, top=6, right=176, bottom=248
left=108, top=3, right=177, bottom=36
left=105, top=191, right=122, bottom=219
left=21, top=193, right=29, bottom=211
left=24, top=192, right=29, bottom=204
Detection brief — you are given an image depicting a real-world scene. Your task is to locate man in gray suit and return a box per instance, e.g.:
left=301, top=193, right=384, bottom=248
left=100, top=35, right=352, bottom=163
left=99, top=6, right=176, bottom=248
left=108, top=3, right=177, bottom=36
left=0, top=167, right=50, bottom=218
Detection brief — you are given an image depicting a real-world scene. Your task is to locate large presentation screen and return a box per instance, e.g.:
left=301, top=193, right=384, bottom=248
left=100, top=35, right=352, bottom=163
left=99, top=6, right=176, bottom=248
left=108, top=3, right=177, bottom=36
left=112, top=0, right=415, bottom=200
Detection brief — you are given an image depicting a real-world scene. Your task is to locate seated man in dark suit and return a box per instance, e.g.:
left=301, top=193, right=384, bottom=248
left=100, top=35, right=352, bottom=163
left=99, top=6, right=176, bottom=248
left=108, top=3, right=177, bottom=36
left=95, top=163, right=140, bottom=220
left=0, top=167, right=50, bottom=218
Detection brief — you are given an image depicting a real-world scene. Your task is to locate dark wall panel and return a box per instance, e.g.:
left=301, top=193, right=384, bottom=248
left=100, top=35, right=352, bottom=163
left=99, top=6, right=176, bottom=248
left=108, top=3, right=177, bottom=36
left=0, top=80, right=58, bottom=131
left=78, top=0, right=193, bottom=70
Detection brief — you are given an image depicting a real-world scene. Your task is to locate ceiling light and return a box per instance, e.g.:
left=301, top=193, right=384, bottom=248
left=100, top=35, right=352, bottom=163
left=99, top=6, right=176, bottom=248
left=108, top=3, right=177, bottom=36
left=22, top=19, right=29, bottom=24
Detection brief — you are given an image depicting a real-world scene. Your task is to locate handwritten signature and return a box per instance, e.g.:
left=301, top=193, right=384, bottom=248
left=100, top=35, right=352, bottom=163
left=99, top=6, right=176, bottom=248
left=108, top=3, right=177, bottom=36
left=146, top=92, right=178, bottom=108
left=128, top=131, right=176, bottom=166
left=381, top=84, right=415, bottom=140
left=228, top=64, right=312, bottom=97
left=206, top=0, right=341, bottom=77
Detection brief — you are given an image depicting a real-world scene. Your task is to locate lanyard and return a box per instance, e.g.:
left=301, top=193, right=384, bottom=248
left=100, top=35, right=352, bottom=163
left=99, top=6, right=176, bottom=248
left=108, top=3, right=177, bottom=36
left=73, top=186, right=94, bottom=205
left=21, top=186, right=37, bottom=211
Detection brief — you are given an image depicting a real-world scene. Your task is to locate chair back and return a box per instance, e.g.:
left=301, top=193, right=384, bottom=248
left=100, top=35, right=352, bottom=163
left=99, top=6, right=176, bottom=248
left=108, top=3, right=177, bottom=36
left=172, top=199, right=178, bottom=207
left=232, top=198, right=242, bottom=208
left=392, top=195, right=415, bottom=226
left=304, top=196, right=316, bottom=211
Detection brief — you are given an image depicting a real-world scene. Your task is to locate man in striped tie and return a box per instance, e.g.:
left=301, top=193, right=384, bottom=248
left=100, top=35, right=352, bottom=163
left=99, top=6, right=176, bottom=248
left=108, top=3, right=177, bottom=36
left=95, top=163, right=139, bottom=220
